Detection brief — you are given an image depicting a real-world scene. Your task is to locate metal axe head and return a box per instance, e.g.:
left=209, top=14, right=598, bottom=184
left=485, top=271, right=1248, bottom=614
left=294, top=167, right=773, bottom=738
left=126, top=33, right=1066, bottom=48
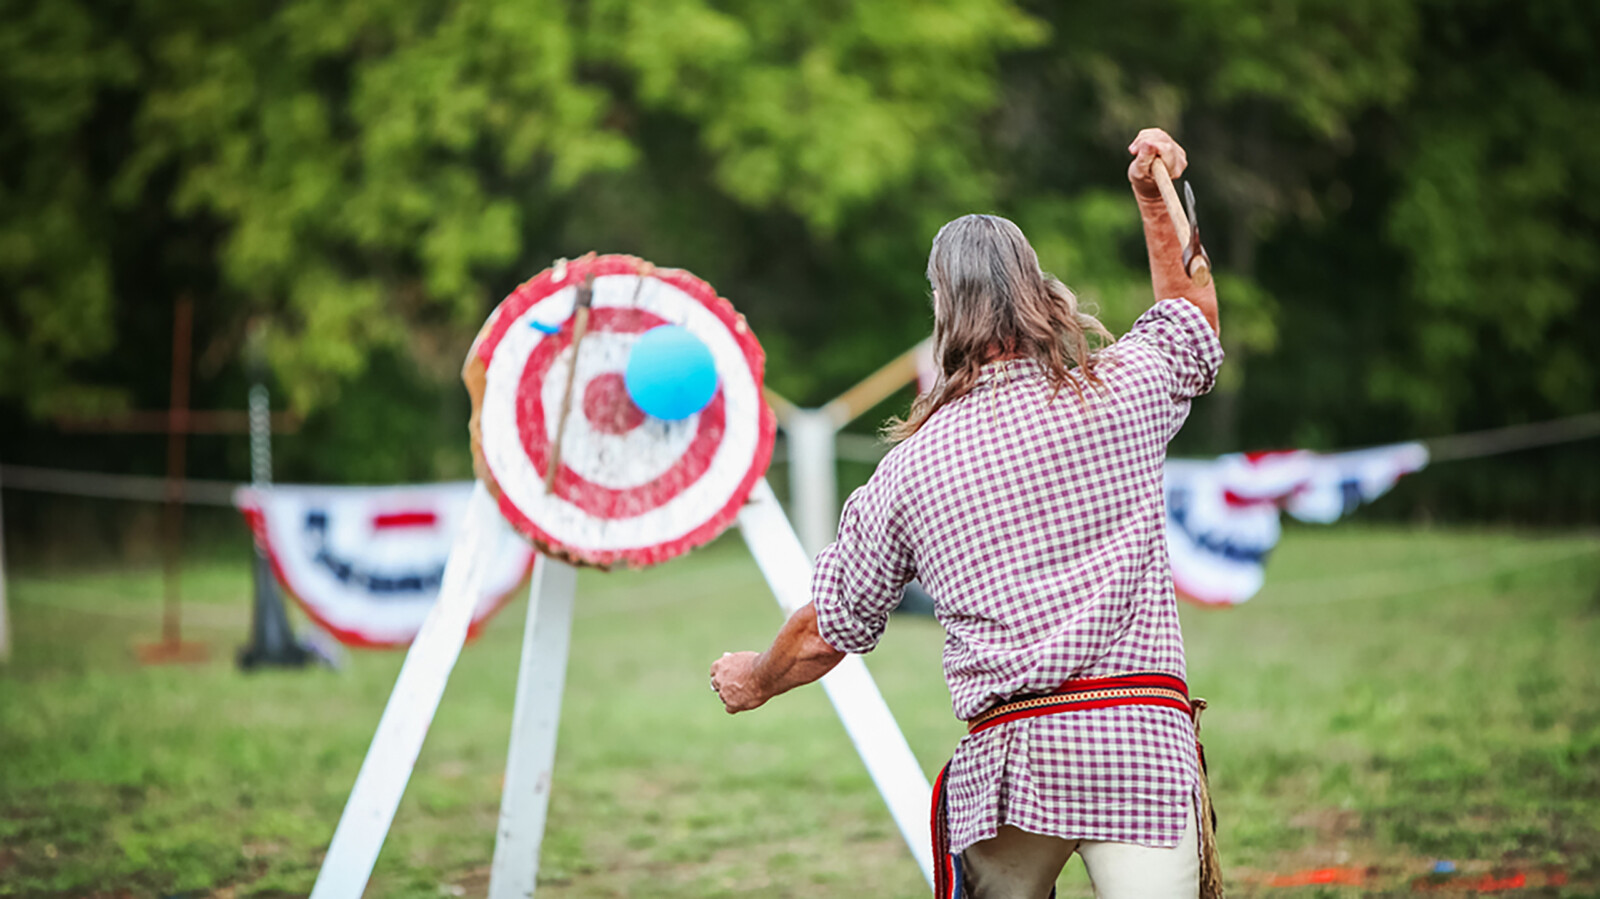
left=1181, top=182, right=1209, bottom=276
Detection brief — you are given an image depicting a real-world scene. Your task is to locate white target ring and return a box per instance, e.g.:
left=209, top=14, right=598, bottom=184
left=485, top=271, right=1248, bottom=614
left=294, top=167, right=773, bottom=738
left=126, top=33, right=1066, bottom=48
left=466, top=255, right=775, bottom=568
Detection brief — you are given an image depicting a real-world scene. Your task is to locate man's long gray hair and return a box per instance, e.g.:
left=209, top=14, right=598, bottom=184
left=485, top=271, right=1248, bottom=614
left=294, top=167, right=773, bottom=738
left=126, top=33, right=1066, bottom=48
left=886, top=214, right=1111, bottom=442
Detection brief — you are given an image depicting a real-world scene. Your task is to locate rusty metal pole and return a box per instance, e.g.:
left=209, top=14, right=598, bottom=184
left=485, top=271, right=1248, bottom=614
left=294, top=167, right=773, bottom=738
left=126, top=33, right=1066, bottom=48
left=161, top=296, right=193, bottom=649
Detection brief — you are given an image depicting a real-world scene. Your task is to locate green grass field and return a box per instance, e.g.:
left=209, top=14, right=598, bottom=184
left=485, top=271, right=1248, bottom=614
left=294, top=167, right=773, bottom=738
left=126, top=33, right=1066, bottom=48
left=2, top=525, right=1598, bottom=897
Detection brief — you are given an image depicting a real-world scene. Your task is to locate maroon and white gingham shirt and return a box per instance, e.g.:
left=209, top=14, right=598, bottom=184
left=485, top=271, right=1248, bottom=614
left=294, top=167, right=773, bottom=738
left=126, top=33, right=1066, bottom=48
left=812, top=298, right=1224, bottom=853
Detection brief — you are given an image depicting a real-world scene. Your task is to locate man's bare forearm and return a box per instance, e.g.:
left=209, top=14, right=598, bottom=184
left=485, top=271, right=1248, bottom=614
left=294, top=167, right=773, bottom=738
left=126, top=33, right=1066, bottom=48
left=711, top=601, right=846, bottom=713
left=1136, top=187, right=1219, bottom=333
left=753, top=602, right=846, bottom=699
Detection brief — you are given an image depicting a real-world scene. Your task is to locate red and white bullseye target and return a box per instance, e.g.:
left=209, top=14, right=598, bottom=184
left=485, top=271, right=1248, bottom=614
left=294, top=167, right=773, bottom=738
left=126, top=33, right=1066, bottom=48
left=465, top=254, right=776, bottom=568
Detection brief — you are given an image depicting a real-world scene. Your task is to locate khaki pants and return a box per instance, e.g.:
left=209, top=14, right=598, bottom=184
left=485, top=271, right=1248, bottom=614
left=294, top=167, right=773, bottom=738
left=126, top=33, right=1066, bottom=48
left=961, top=814, right=1199, bottom=899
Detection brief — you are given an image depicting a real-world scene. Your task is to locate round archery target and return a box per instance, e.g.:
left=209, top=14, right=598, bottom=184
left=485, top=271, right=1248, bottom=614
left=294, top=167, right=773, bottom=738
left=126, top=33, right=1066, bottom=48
left=466, top=254, right=775, bottom=568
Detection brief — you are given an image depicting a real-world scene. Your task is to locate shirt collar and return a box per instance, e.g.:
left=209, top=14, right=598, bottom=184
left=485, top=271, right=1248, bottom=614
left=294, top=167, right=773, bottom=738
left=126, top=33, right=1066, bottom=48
left=976, top=357, right=1044, bottom=386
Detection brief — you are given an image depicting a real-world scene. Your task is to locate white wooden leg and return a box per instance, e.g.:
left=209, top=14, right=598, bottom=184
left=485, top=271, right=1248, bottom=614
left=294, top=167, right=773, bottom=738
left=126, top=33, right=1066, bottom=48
left=310, top=481, right=500, bottom=899
left=786, top=409, right=840, bottom=556
left=736, top=479, right=936, bottom=887
left=488, top=555, right=578, bottom=899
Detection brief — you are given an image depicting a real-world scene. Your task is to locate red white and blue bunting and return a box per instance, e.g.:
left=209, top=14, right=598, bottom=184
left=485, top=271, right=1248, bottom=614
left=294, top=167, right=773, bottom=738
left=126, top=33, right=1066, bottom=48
left=237, top=483, right=536, bottom=648
left=1165, top=443, right=1429, bottom=606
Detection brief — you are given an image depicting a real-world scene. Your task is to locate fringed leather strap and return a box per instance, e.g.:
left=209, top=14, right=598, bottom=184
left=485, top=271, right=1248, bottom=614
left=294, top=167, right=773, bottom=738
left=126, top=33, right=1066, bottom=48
left=1192, top=697, right=1225, bottom=899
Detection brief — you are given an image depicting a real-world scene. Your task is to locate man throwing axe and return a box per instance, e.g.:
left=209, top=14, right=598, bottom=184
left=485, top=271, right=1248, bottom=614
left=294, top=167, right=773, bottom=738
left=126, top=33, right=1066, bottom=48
left=712, top=128, right=1222, bottom=899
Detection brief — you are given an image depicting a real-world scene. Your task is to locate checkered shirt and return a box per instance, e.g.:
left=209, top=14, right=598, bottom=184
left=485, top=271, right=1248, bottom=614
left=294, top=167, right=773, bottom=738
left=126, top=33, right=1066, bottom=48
left=812, top=298, right=1224, bottom=853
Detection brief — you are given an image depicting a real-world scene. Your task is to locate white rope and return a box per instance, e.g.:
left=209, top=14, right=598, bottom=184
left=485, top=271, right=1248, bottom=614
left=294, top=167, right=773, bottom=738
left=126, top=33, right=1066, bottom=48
left=2, top=411, right=1593, bottom=507
left=1422, top=411, right=1600, bottom=462
left=770, top=432, right=889, bottom=466
left=0, top=464, right=238, bottom=506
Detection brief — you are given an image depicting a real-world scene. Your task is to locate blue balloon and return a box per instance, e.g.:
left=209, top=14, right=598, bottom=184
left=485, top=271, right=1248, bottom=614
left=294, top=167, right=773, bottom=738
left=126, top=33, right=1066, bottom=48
left=625, top=325, right=719, bottom=421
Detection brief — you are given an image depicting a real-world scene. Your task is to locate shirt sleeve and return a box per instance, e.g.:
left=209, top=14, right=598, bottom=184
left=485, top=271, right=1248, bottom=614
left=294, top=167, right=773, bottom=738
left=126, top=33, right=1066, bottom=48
left=810, top=464, right=917, bottom=654
left=1120, top=298, right=1224, bottom=401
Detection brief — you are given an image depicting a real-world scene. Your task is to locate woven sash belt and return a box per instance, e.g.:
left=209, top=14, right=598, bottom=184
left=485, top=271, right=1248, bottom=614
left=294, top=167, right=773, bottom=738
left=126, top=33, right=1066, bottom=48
left=964, top=672, right=1191, bottom=736
left=932, top=672, right=1223, bottom=899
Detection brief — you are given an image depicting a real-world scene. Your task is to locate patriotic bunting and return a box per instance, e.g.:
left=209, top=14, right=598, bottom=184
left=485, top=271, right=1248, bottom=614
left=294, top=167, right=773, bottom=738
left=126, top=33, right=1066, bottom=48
left=1165, top=443, right=1428, bottom=606
left=237, top=483, right=536, bottom=648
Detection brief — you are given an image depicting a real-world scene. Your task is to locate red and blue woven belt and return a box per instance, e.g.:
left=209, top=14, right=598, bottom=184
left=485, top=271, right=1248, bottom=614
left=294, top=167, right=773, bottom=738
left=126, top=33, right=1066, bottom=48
left=964, top=671, right=1191, bottom=735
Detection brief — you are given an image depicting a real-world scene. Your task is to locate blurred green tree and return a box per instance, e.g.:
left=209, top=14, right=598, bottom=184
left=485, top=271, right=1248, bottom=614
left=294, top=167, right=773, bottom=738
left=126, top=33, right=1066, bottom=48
left=1375, top=0, right=1600, bottom=428
left=1, top=0, right=1595, bottom=519
left=0, top=0, right=1038, bottom=421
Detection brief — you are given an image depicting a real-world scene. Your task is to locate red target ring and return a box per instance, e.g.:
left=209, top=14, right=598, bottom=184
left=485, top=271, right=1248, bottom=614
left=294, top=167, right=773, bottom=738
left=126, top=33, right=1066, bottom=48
left=465, top=254, right=775, bottom=569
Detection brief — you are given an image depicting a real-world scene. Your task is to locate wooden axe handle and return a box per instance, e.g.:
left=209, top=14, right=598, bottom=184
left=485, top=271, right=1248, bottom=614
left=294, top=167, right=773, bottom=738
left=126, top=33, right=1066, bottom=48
left=1152, top=158, right=1213, bottom=288
left=545, top=273, right=595, bottom=494
left=1151, top=160, right=1189, bottom=246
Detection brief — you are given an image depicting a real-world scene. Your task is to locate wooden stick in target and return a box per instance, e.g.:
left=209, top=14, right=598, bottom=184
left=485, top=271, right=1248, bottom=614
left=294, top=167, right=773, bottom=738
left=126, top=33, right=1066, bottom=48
left=544, top=272, right=596, bottom=494
left=1151, top=158, right=1213, bottom=288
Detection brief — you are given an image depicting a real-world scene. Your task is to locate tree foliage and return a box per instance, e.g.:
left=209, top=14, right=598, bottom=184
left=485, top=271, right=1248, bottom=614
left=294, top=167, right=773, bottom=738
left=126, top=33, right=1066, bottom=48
left=1, top=0, right=1596, bottom=512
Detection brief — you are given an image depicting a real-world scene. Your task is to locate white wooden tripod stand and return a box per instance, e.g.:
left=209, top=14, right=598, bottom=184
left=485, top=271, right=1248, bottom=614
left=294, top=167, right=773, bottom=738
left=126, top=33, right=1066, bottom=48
left=308, top=479, right=933, bottom=898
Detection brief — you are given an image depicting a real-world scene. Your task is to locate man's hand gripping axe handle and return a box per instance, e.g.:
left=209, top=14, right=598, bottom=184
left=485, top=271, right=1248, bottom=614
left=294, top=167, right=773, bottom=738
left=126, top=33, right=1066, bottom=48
left=1152, top=159, right=1213, bottom=288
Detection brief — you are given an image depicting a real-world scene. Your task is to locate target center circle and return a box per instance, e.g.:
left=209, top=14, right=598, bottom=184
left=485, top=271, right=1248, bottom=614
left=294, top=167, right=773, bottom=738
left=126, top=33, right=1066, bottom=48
left=536, top=327, right=700, bottom=491
left=583, top=372, right=646, bottom=435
